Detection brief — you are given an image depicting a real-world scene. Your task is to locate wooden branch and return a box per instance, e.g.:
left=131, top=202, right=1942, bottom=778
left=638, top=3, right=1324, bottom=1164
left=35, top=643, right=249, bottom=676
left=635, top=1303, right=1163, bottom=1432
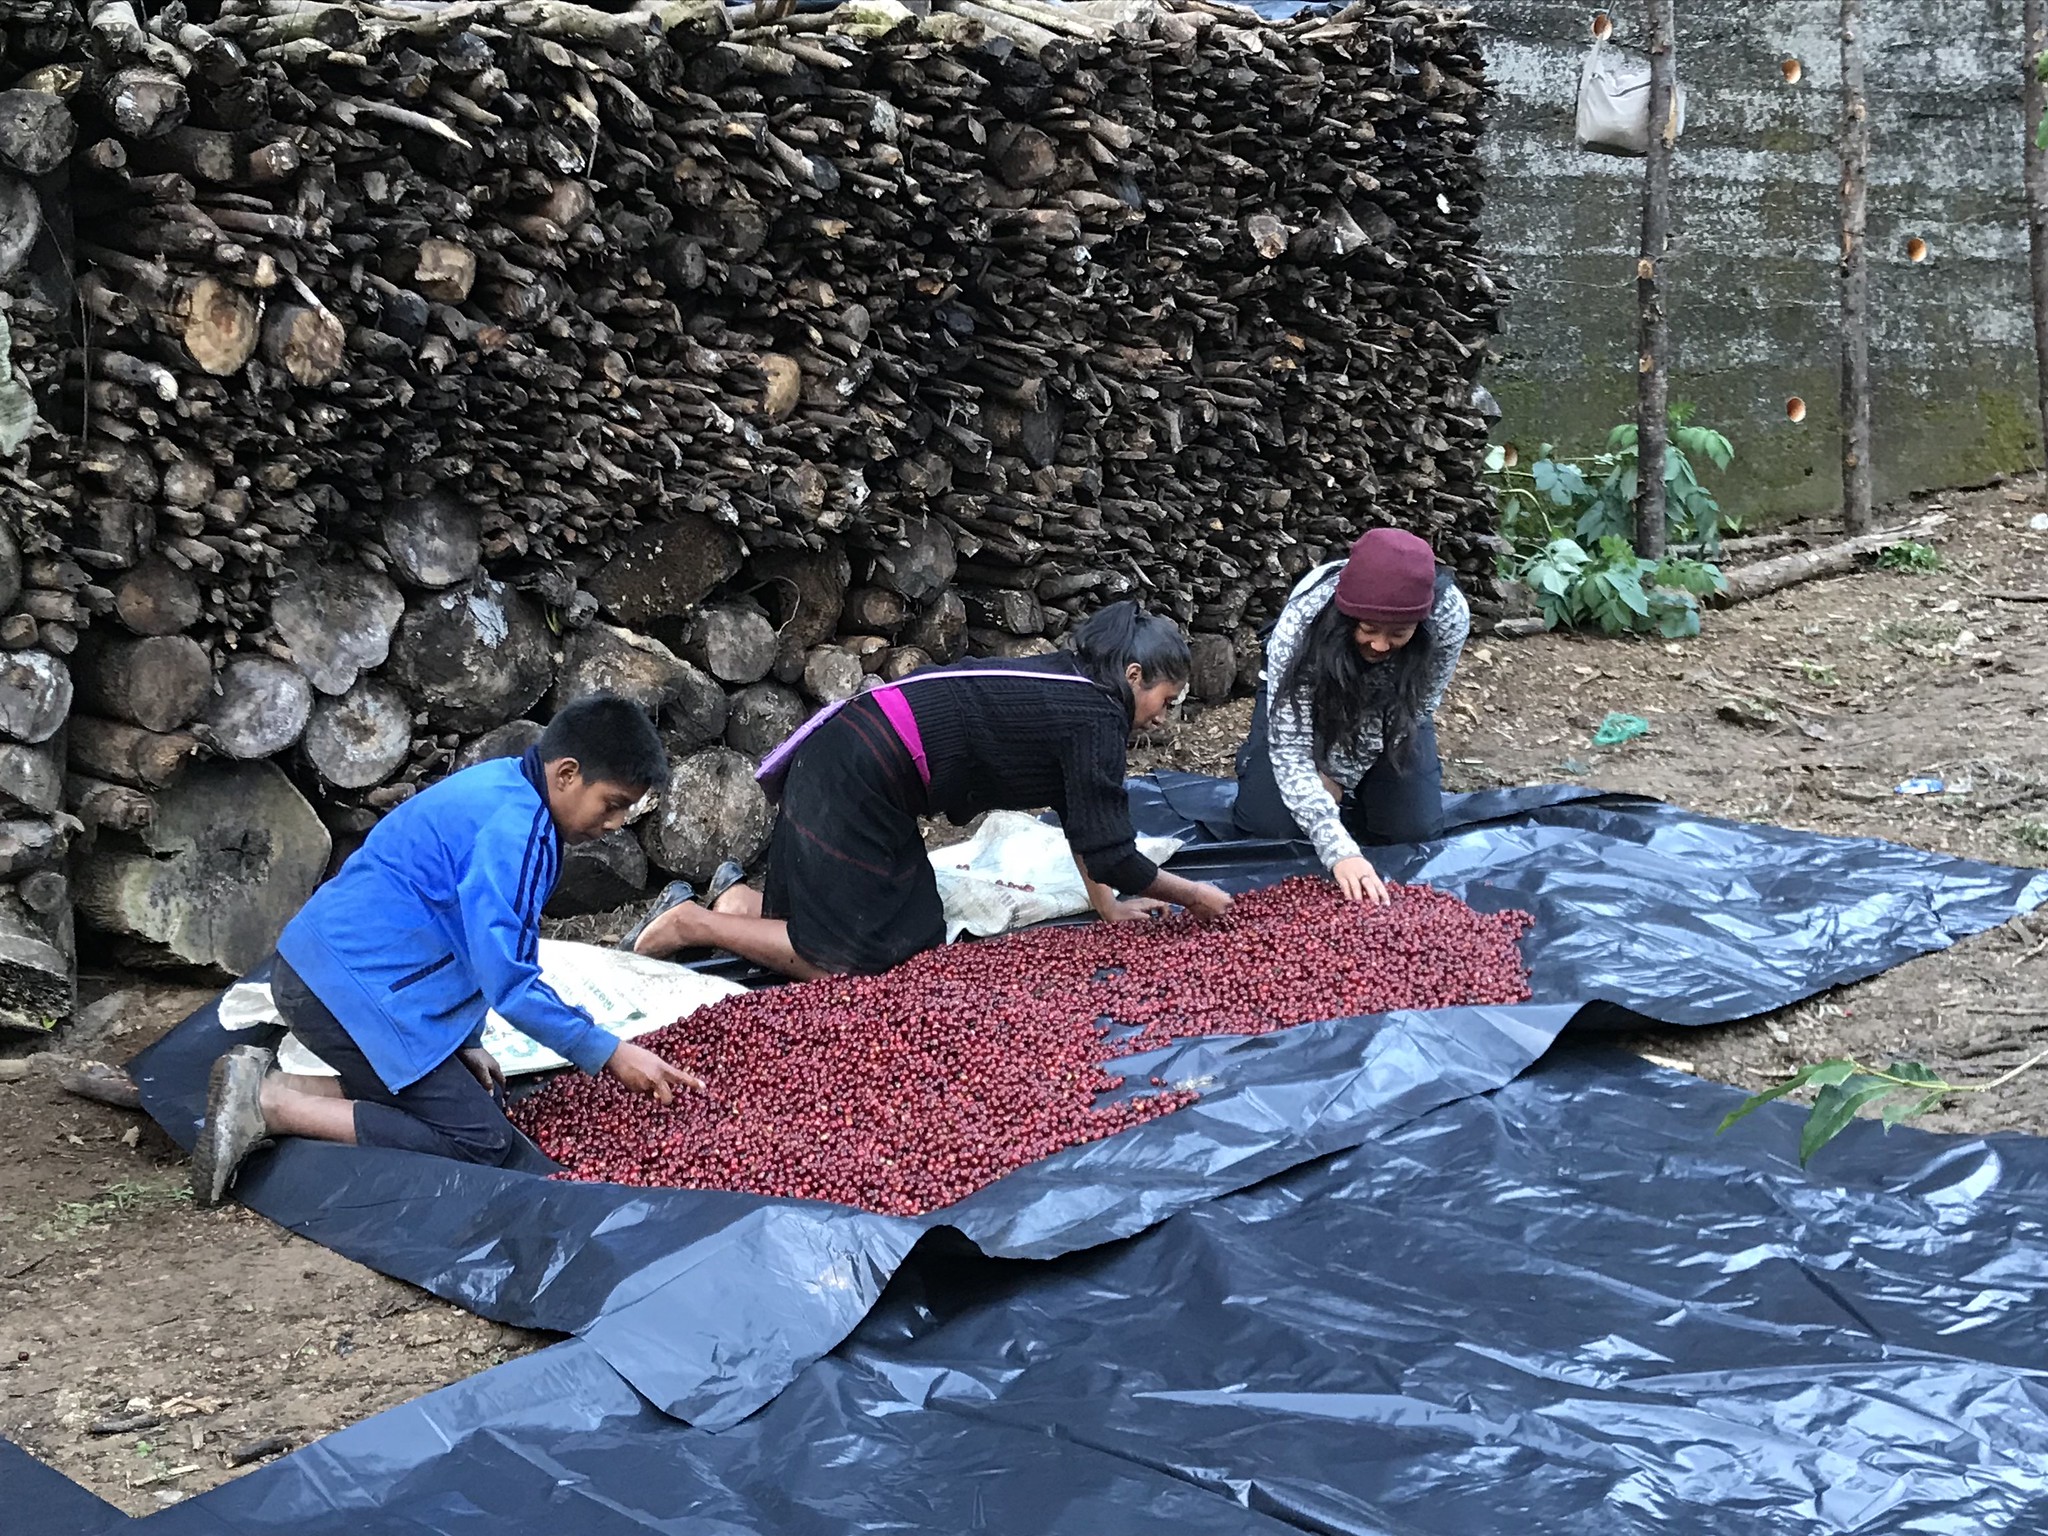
left=1709, top=518, right=1946, bottom=606
left=1838, top=0, right=1873, bottom=533
left=1633, top=0, right=1678, bottom=560
left=2026, top=0, right=2048, bottom=470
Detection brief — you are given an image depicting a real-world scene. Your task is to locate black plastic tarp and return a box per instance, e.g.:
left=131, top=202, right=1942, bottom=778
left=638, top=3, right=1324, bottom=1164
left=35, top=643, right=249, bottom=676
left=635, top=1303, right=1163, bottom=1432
left=111, top=1050, right=2048, bottom=1535
left=121, top=784, right=2048, bottom=1435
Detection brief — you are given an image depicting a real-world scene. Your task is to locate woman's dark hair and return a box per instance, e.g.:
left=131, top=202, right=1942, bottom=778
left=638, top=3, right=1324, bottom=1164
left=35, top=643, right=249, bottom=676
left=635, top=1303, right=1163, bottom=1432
left=540, top=694, right=670, bottom=790
left=1277, top=597, right=1436, bottom=766
left=1070, top=600, right=1192, bottom=720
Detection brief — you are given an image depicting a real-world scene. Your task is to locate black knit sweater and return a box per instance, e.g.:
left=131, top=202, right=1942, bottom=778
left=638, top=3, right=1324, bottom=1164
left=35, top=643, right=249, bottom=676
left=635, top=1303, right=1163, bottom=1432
left=898, top=654, right=1159, bottom=896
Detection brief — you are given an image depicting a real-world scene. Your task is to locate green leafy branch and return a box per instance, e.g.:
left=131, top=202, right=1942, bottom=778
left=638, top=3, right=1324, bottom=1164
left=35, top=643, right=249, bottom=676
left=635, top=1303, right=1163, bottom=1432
left=1519, top=535, right=1723, bottom=639
left=1485, top=408, right=1737, bottom=640
left=1875, top=540, right=1942, bottom=573
left=1718, top=1050, right=2048, bottom=1164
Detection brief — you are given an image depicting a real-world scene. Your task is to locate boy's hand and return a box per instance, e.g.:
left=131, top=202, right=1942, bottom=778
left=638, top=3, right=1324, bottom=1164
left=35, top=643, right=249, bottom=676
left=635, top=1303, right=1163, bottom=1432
left=458, top=1046, right=505, bottom=1097
left=606, top=1040, right=705, bottom=1103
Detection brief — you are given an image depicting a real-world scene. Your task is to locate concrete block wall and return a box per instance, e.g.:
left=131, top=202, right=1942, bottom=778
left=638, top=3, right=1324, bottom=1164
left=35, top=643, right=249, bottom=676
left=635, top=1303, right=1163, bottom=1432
left=1477, top=0, right=2037, bottom=521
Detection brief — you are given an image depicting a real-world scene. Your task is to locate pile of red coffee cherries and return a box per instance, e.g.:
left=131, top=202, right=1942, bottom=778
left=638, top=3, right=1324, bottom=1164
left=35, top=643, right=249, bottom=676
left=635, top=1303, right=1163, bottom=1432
left=513, top=879, right=1533, bottom=1215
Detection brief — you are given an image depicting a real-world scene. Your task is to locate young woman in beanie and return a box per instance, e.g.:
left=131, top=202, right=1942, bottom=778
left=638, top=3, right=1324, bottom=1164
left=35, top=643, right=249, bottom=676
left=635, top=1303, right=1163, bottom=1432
left=1231, top=528, right=1470, bottom=903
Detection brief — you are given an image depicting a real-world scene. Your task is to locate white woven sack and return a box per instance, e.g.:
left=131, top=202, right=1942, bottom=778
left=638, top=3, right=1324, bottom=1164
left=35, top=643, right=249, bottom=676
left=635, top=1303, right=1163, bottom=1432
left=1575, top=38, right=1686, bottom=157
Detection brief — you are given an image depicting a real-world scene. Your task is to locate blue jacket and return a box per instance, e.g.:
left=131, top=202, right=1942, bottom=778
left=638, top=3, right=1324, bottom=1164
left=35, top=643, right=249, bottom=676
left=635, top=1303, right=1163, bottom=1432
left=277, top=751, right=617, bottom=1091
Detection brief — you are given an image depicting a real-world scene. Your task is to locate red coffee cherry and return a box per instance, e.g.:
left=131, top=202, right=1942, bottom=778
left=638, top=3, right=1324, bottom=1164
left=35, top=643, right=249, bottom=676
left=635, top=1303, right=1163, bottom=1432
left=513, top=880, right=1534, bottom=1215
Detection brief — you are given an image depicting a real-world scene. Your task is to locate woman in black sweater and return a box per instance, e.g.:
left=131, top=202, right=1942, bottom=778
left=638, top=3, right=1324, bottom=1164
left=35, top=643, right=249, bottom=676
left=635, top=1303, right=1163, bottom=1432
left=633, top=603, right=1234, bottom=979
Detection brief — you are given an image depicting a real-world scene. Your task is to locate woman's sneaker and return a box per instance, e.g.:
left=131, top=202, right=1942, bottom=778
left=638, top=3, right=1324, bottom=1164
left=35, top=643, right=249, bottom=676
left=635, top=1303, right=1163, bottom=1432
left=705, top=860, right=747, bottom=910
left=190, top=1044, right=275, bottom=1208
left=617, top=880, right=694, bottom=953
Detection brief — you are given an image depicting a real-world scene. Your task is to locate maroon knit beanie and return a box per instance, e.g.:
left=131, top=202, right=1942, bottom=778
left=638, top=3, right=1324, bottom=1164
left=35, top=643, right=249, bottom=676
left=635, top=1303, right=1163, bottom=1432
left=1332, top=528, right=1437, bottom=624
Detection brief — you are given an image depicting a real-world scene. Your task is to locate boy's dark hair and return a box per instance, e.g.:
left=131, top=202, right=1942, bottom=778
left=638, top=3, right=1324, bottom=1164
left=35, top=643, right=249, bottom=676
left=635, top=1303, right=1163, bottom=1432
left=540, top=694, right=670, bottom=789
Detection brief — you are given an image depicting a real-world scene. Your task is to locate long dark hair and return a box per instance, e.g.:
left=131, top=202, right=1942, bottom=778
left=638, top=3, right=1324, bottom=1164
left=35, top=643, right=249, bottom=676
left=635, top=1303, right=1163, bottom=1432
left=1277, top=592, right=1435, bottom=765
left=1070, top=600, right=1191, bottom=721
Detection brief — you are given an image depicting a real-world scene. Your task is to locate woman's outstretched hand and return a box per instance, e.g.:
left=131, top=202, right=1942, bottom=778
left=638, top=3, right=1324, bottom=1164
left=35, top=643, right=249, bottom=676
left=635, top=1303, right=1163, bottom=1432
left=1331, top=855, right=1389, bottom=906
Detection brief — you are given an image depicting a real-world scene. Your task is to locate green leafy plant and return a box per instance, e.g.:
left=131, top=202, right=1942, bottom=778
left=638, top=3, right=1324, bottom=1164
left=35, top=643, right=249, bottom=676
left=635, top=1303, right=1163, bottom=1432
left=31, top=1179, right=189, bottom=1243
left=1486, top=410, right=1737, bottom=639
left=2037, top=51, right=2048, bottom=147
left=1487, top=407, right=1739, bottom=558
left=1719, top=1051, right=2047, bottom=1164
left=1516, top=536, right=1723, bottom=639
left=1876, top=540, right=1943, bottom=573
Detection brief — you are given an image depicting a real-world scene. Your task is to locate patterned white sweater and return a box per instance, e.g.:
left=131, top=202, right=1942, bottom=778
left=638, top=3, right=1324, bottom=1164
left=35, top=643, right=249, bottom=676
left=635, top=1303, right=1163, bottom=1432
left=1261, top=561, right=1469, bottom=870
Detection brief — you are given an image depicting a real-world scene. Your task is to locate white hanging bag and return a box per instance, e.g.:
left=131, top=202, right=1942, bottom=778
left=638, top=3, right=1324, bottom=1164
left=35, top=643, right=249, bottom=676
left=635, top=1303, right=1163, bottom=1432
left=1575, top=36, right=1687, bottom=158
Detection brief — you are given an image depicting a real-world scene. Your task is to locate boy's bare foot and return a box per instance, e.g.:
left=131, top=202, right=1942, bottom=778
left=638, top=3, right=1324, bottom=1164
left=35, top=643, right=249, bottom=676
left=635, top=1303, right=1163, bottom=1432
left=190, top=1044, right=275, bottom=1208
left=275, top=1070, right=347, bottom=1100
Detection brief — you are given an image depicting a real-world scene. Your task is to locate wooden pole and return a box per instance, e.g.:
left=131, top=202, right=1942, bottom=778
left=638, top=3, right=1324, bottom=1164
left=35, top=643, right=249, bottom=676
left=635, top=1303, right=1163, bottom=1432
left=1839, top=0, right=1874, bottom=532
left=2025, top=0, right=2048, bottom=470
left=1634, top=0, right=1678, bottom=559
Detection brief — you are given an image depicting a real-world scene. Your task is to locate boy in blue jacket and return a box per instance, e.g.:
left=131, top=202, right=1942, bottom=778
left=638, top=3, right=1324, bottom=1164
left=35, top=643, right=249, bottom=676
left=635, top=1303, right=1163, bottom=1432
left=191, top=693, right=701, bottom=1206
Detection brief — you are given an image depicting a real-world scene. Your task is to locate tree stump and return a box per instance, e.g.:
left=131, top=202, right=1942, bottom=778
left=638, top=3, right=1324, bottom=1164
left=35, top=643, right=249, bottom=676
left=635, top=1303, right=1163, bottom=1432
left=753, top=542, right=851, bottom=648
left=801, top=644, right=865, bottom=704
left=1188, top=633, right=1236, bottom=703
left=67, top=718, right=198, bottom=789
left=547, top=827, right=650, bottom=917
left=0, top=650, right=70, bottom=743
left=75, top=760, right=330, bottom=975
left=455, top=719, right=546, bottom=771
left=867, top=516, right=958, bottom=605
left=0, top=895, right=71, bottom=1031
left=548, top=622, right=699, bottom=715
left=678, top=604, right=777, bottom=685
left=639, top=747, right=771, bottom=883
left=908, top=590, right=968, bottom=663
left=724, top=681, right=807, bottom=757
left=303, top=679, right=413, bottom=790
left=272, top=563, right=405, bottom=695
left=0, top=89, right=77, bottom=176
left=841, top=586, right=909, bottom=636
left=113, top=558, right=203, bottom=635
left=586, top=513, right=742, bottom=626
left=260, top=302, right=346, bottom=386
left=381, top=492, right=482, bottom=590
left=0, top=738, right=64, bottom=815
left=197, top=656, right=314, bottom=759
left=74, top=634, right=210, bottom=733
left=659, top=665, right=730, bottom=755
left=385, top=579, right=556, bottom=733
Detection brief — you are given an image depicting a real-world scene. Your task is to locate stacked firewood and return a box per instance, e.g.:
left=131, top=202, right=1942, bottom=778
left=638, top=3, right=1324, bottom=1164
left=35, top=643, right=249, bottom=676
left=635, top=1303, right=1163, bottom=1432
left=0, top=0, right=1497, bottom=989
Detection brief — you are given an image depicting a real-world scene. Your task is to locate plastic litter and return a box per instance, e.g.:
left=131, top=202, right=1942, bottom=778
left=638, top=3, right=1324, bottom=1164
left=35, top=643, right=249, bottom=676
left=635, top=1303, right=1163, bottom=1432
left=1576, top=36, right=1688, bottom=157
left=1590, top=711, right=1651, bottom=747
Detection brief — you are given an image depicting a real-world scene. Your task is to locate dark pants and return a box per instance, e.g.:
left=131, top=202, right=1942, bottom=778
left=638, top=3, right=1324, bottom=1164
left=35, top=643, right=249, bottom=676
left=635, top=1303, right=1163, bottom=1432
left=272, top=958, right=519, bottom=1166
left=1232, top=692, right=1446, bottom=847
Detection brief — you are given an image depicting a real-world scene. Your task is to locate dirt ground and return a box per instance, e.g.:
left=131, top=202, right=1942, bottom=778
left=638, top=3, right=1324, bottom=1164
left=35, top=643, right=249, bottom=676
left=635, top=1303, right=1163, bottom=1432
left=3, top=479, right=2044, bottom=1515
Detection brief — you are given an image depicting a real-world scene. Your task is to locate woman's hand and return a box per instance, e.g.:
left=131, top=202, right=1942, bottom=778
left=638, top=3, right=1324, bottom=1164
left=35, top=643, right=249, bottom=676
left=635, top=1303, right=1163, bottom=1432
left=605, top=1040, right=705, bottom=1103
left=1102, top=896, right=1173, bottom=922
left=1331, top=855, right=1389, bottom=906
left=1181, top=881, right=1234, bottom=921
